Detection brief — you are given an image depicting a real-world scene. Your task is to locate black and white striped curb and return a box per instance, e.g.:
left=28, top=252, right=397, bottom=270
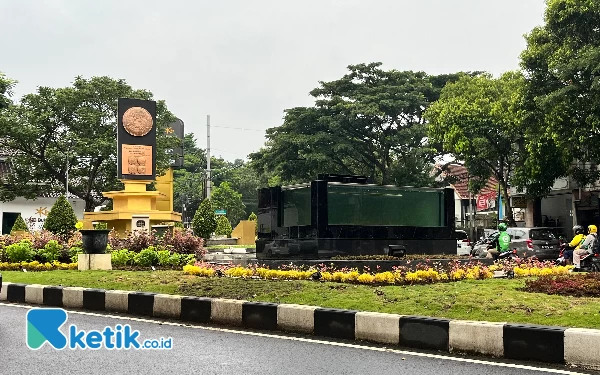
left=1, top=282, right=599, bottom=369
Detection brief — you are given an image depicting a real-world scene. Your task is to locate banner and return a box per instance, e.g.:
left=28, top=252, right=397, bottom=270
left=476, top=192, right=497, bottom=211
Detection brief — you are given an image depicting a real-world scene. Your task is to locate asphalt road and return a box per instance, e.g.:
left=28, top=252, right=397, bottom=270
left=0, top=303, right=595, bottom=375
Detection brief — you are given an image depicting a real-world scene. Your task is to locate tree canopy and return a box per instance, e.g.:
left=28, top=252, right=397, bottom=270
left=0, top=76, right=180, bottom=211
left=210, top=181, right=246, bottom=226
left=519, top=0, right=600, bottom=187
left=249, top=63, right=478, bottom=186
left=425, top=72, right=525, bottom=224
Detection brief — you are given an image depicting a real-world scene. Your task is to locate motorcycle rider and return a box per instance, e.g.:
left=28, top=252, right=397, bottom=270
left=561, top=225, right=586, bottom=265
left=487, top=223, right=511, bottom=260
left=573, top=225, right=598, bottom=271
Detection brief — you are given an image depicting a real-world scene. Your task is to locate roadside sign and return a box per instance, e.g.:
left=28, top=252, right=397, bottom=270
left=215, top=209, right=227, bottom=215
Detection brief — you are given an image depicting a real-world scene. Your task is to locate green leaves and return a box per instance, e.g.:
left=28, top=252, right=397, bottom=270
left=0, top=76, right=180, bottom=211
left=44, top=195, right=78, bottom=239
left=520, top=0, right=600, bottom=186
left=11, top=214, right=29, bottom=233
left=249, top=63, right=467, bottom=187
left=192, top=199, right=217, bottom=241
left=210, top=182, right=246, bottom=227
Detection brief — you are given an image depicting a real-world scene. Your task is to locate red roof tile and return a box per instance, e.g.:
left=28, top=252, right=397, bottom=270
left=438, top=164, right=498, bottom=200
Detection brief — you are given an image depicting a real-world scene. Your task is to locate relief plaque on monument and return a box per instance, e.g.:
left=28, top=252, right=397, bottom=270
left=122, top=144, right=153, bottom=176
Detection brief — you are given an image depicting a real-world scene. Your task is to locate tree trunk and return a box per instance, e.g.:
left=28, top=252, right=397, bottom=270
left=500, top=181, right=517, bottom=227
left=85, top=199, right=96, bottom=213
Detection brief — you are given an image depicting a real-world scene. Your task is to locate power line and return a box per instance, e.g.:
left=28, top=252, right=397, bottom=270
left=210, top=125, right=264, bottom=132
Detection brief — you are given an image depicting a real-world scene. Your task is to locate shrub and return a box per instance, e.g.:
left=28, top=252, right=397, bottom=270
left=31, top=230, right=62, bottom=250
left=522, top=274, right=600, bottom=297
left=69, top=246, right=83, bottom=263
left=111, top=249, right=135, bottom=266
left=11, top=214, right=29, bottom=233
left=5, top=240, right=35, bottom=262
left=157, top=250, right=171, bottom=266
left=215, top=215, right=232, bottom=237
left=44, top=195, right=78, bottom=238
left=248, top=212, right=257, bottom=235
left=162, top=228, right=203, bottom=255
left=37, top=240, right=62, bottom=263
left=192, top=199, right=217, bottom=240
left=133, top=248, right=159, bottom=267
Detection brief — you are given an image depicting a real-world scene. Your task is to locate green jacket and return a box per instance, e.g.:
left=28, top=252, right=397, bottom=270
left=497, top=232, right=511, bottom=253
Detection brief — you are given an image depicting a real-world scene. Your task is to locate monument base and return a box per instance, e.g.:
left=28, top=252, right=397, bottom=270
left=78, top=254, right=112, bottom=271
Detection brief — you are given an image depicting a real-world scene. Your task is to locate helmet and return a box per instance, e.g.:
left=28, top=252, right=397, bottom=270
left=589, top=225, right=597, bottom=234
left=498, top=223, right=507, bottom=231
left=573, top=225, right=584, bottom=235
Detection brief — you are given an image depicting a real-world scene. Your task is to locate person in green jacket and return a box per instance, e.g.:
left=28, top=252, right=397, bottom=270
left=487, top=223, right=511, bottom=260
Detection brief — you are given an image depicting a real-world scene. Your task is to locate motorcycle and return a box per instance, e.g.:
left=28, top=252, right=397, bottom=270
left=574, top=251, right=600, bottom=272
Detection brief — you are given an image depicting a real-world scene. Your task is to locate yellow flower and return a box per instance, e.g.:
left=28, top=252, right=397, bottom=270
left=75, top=221, right=84, bottom=230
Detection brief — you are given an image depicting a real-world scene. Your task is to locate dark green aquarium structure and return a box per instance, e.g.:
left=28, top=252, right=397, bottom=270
left=256, top=174, right=456, bottom=259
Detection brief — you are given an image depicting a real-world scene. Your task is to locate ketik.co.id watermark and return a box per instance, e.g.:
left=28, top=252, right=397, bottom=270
left=27, top=308, right=173, bottom=350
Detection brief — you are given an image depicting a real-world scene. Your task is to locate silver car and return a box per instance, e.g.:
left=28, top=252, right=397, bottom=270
left=505, top=227, right=561, bottom=260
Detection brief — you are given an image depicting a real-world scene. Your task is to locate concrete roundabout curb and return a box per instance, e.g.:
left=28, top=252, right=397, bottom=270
left=1, top=281, right=599, bottom=370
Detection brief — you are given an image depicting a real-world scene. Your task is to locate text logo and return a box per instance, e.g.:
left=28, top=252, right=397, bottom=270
left=26, top=308, right=173, bottom=350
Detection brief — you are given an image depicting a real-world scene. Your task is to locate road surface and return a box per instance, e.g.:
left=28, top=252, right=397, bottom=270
left=0, top=303, right=594, bottom=375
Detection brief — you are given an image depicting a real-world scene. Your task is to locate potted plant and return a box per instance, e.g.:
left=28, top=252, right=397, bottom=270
left=78, top=221, right=111, bottom=254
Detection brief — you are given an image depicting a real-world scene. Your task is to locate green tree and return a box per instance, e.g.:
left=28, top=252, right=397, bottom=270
left=0, top=72, right=16, bottom=110
left=0, top=76, right=180, bottom=211
left=519, top=0, right=600, bottom=187
left=44, top=195, right=78, bottom=238
left=192, top=198, right=217, bottom=240
left=210, top=182, right=246, bottom=226
left=248, top=212, right=257, bottom=236
left=214, top=215, right=233, bottom=237
left=249, top=63, right=477, bottom=186
left=11, top=214, right=29, bottom=233
left=425, top=72, right=525, bottom=225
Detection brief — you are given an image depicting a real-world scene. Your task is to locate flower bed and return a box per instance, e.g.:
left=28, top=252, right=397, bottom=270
left=183, top=259, right=572, bottom=285
left=0, top=228, right=204, bottom=267
left=0, top=261, right=77, bottom=271
left=522, top=273, right=600, bottom=297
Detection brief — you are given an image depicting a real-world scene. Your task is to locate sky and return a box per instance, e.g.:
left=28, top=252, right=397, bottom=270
left=0, top=0, right=547, bottom=162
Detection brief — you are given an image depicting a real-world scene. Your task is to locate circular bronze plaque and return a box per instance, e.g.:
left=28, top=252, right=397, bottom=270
left=122, top=107, right=153, bottom=137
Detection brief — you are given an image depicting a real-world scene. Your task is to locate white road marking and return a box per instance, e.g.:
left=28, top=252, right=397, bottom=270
left=0, top=302, right=588, bottom=374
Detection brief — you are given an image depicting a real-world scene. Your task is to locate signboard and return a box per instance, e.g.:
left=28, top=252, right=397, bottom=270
left=476, top=192, right=497, bottom=211
left=511, top=196, right=527, bottom=208
left=117, top=98, right=157, bottom=180
left=168, top=118, right=184, bottom=168
left=215, top=209, right=227, bottom=216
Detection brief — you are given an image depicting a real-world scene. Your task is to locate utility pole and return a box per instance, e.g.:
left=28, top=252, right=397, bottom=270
left=65, top=147, right=69, bottom=198
left=206, top=115, right=211, bottom=199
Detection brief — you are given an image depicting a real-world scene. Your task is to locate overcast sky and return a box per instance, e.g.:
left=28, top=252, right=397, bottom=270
left=1, top=0, right=546, bottom=162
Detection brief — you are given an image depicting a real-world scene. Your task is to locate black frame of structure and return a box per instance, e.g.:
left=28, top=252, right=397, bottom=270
left=256, top=174, right=456, bottom=260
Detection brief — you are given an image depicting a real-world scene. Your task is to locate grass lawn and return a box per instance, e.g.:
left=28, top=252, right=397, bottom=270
left=3, top=270, right=600, bottom=329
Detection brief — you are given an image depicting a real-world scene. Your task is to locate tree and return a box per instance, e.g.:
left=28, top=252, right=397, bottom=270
left=0, top=76, right=180, bottom=211
left=249, top=63, right=477, bottom=186
left=0, top=72, right=16, bottom=111
left=214, top=215, right=233, bottom=237
left=44, top=195, right=78, bottom=238
left=11, top=214, right=29, bottom=233
left=192, top=198, right=217, bottom=240
left=210, top=182, right=246, bottom=226
left=519, top=0, right=600, bottom=187
left=248, top=212, right=257, bottom=236
left=425, top=72, right=525, bottom=225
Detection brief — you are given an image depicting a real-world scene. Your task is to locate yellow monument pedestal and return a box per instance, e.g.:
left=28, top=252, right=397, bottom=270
left=83, top=174, right=181, bottom=235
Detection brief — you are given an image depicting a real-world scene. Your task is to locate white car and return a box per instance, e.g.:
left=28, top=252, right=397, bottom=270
left=456, top=230, right=471, bottom=255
